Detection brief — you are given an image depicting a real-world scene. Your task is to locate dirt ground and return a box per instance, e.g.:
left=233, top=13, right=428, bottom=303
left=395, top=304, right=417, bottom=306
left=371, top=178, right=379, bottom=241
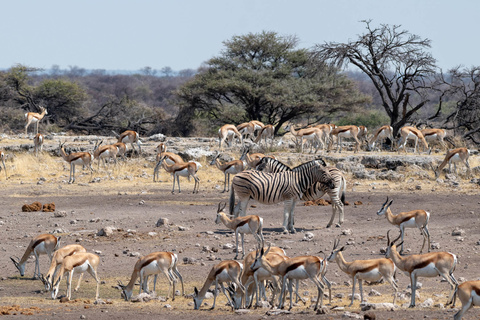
left=0, top=140, right=479, bottom=319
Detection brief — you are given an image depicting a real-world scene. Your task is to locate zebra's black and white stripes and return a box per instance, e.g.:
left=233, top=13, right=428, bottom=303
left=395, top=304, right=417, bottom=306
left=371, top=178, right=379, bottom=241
left=256, top=157, right=347, bottom=228
left=229, top=159, right=335, bottom=233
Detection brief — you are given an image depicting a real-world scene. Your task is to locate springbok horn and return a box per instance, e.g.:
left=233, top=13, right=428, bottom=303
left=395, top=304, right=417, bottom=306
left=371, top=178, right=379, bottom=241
left=387, top=230, right=391, bottom=245
left=383, top=197, right=389, bottom=206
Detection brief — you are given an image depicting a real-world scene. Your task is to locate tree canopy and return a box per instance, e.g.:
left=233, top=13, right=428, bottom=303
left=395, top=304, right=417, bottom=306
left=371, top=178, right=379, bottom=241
left=174, top=31, right=369, bottom=136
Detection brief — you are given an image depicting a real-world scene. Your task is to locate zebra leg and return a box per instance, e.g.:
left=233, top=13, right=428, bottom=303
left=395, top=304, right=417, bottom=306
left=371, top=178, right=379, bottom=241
left=284, top=199, right=297, bottom=233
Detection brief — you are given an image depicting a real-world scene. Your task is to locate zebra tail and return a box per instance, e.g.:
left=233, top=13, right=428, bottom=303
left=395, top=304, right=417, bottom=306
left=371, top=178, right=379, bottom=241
left=229, top=185, right=235, bottom=216
left=340, top=177, right=347, bottom=205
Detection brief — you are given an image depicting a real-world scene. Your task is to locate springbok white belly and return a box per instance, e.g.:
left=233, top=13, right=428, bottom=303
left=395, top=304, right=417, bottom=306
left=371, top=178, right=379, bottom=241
left=34, top=242, right=48, bottom=255
left=302, top=133, right=316, bottom=141
left=400, top=217, right=417, bottom=229
left=411, top=263, right=439, bottom=277
left=71, top=158, right=87, bottom=166
left=174, top=169, right=190, bottom=177
left=73, top=261, right=91, bottom=273
left=216, top=269, right=235, bottom=282
left=141, top=261, right=161, bottom=277
left=285, top=265, right=309, bottom=280
left=236, top=224, right=253, bottom=234
left=338, top=131, right=354, bottom=139
left=424, top=134, right=439, bottom=141
left=357, top=269, right=382, bottom=282
left=449, top=153, right=463, bottom=163
left=225, top=166, right=239, bottom=174
left=472, top=290, right=480, bottom=305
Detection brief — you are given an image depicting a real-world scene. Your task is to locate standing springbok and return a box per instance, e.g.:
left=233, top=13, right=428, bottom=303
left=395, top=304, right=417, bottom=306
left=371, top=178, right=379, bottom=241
left=421, top=128, right=447, bottom=150
left=453, top=280, right=480, bottom=320
left=153, top=143, right=185, bottom=182
left=367, top=125, right=394, bottom=151
left=376, top=197, right=431, bottom=254
left=210, top=153, right=244, bottom=192
left=237, top=122, right=256, bottom=141
left=0, top=150, right=7, bottom=179
left=51, top=252, right=100, bottom=300
left=40, top=244, right=87, bottom=291
left=385, top=230, right=458, bottom=308
left=25, top=106, right=47, bottom=135
left=113, top=142, right=127, bottom=160
left=118, top=251, right=184, bottom=301
left=251, top=245, right=328, bottom=311
left=157, top=155, right=200, bottom=193
left=397, top=126, right=429, bottom=154
left=314, top=123, right=336, bottom=152
left=193, top=260, right=245, bottom=310
left=328, top=125, right=361, bottom=153
left=93, top=140, right=118, bottom=170
left=218, top=124, right=243, bottom=150
left=215, top=202, right=264, bottom=259
left=11, top=234, right=61, bottom=279
left=230, top=160, right=335, bottom=233
left=253, top=124, right=275, bottom=148
left=433, top=147, right=470, bottom=178
left=285, top=123, right=323, bottom=153
left=113, top=130, right=142, bottom=155
left=59, top=142, right=94, bottom=184
left=33, top=133, right=44, bottom=156
left=250, top=120, right=265, bottom=136
left=327, top=237, right=397, bottom=307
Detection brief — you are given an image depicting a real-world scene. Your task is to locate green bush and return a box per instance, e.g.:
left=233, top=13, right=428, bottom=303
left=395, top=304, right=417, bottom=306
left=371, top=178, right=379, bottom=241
left=336, top=110, right=389, bottom=129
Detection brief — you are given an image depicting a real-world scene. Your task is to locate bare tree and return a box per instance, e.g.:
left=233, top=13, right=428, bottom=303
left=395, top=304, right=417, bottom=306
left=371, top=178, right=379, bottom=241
left=314, top=20, right=437, bottom=135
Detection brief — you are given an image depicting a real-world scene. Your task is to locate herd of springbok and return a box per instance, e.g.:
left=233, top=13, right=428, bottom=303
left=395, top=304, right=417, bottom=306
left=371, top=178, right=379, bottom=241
left=4, top=116, right=478, bottom=319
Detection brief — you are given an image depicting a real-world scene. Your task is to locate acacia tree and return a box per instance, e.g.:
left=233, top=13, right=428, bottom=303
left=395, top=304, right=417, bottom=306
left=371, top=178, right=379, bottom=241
left=315, top=21, right=437, bottom=135
left=435, top=66, right=480, bottom=144
left=174, top=31, right=368, bottom=136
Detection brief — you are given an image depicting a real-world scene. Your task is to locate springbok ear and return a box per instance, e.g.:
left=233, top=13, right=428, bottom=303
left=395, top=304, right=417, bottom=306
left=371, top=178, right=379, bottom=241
left=339, top=246, right=346, bottom=252
left=397, top=241, right=404, bottom=248
left=387, top=200, right=393, bottom=207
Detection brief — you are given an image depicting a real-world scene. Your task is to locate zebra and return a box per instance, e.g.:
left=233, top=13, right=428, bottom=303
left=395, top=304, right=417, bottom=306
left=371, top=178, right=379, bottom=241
left=229, top=159, right=335, bottom=233
left=256, top=157, right=346, bottom=228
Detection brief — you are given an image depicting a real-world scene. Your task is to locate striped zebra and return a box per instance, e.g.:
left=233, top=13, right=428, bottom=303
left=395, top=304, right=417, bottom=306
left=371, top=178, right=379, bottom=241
left=229, top=160, right=335, bottom=233
left=256, top=157, right=346, bottom=228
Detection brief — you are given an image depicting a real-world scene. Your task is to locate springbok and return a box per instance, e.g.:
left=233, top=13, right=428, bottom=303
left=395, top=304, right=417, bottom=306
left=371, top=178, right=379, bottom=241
left=218, top=124, right=243, bottom=150
left=113, top=130, right=142, bottom=155
left=193, top=260, right=245, bottom=310
left=253, top=124, right=275, bottom=148
left=385, top=230, right=458, bottom=308
left=328, top=237, right=397, bottom=307
left=11, top=234, right=61, bottom=279
left=215, top=202, right=264, bottom=259
left=453, top=280, right=480, bottom=320
left=239, top=146, right=275, bottom=169
left=328, top=125, right=361, bottom=153
left=237, top=122, right=255, bottom=141
left=367, top=125, right=394, bottom=151
left=157, top=155, right=200, bottom=193
left=59, top=142, right=94, bottom=184
left=433, top=147, right=470, bottom=178
left=397, top=126, right=429, bottom=154
left=153, top=143, right=185, bottom=182
left=93, top=140, right=118, bottom=170
left=25, top=106, right=47, bottom=135
left=33, top=133, right=44, bottom=156
left=284, top=123, right=323, bottom=153
left=376, top=197, right=431, bottom=254
left=210, top=153, right=244, bottom=192
left=421, top=128, right=447, bottom=150
left=0, top=150, right=7, bottom=179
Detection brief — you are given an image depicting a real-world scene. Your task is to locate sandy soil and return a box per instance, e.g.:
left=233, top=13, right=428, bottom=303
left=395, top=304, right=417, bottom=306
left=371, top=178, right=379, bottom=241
left=0, top=142, right=479, bottom=319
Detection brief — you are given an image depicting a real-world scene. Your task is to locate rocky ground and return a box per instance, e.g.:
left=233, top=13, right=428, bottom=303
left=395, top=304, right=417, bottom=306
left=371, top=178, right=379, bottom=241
left=0, top=134, right=479, bottom=319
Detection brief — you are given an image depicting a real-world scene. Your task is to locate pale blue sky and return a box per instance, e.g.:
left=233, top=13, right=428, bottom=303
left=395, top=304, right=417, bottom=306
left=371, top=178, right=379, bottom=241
left=1, top=0, right=478, bottom=72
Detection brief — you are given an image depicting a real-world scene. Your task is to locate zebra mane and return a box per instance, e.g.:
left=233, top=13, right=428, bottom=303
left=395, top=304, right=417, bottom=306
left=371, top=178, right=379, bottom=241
left=292, top=158, right=327, bottom=171
left=256, top=157, right=292, bottom=172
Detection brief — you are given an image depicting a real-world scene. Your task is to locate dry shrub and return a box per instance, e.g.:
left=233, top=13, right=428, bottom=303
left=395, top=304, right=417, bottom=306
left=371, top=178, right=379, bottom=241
left=22, top=202, right=42, bottom=212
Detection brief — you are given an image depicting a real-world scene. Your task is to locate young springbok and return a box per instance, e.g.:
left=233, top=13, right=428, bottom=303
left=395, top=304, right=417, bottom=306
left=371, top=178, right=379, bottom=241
left=327, top=237, right=397, bottom=307
left=11, top=234, right=61, bottom=279
left=118, top=251, right=184, bottom=301
left=115, top=130, right=142, bottom=155
left=33, top=133, right=44, bottom=156
left=0, top=150, right=7, bottom=179
left=385, top=230, right=458, bottom=308
left=40, top=244, right=87, bottom=290
left=453, top=280, right=480, bottom=320
left=51, top=252, right=100, bottom=300
left=215, top=202, right=264, bottom=259
left=210, top=153, right=244, bottom=192
left=376, top=197, right=431, bottom=254
left=157, top=155, right=200, bottom=193
left=25, top=106, right=48, bottom=135
left=193, top=260, right=245, bottom=310
left=251, top=245, right=328, bottom=311
left=433, top=147, right=471, bottom=178
left=59, top=142, right=94, bottom=184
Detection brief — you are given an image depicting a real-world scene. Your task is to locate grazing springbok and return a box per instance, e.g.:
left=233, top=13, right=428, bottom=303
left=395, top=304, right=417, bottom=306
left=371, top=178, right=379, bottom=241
left=113, top=142, right=127, bottom=160
left=193, top=260, right=245, bottom=310
left=218, top=124, right=243, bottom=150
left=397, top=126, right=429, bottom=154
left=228, top=246, right=287, bottom=309
left=421, top=128, right=447, bottom=150
left=327, top=237, right=397, bottom=307
left=215, top=202, right=264, bottom=259
left=25, top=106, right=47, bottom=135
left=93, top=140, right=118, bottom=170
left=11, top=234, right=61, bottom=279
left=237, top=122, right=256, bottom=141
left=385, top=230, right=458, bottom=308
left=433, top=147, right=471, bottom=178
left=253, top=124, right=275, bottom=148
left=250, top=120, right=265, bottom=136
left=153, top=143, right=185, bottom=182
left=328, top=125, right=362, bottom=153
left=118, top=251, right=184, bottom=301
left=40, top=244, right=87, bottom=291
left=314, top=123, right=336, bottom=152
left=285, top=123, right=323, bottom=153
left=113, top=130, right=142, bottom=155
left=0, top=150, right=7, bottom=179
left=239, top=146, right=275, bottom=169
left=210, top=153, right=244, bottom=192
left=376, top=197, right=431, bottom=254
left=59, top=142, right=94, bottom=184
left=453, top=280, right=480, bottom=320
left=251, top=245, right=328, bottom=311
left=33, top=133, right=44, bottom=156
left=157, top=155, right=200, bottom=193
left=51, top=252, right=100, bottom=300
left=367, top=125, right=394, bottom=151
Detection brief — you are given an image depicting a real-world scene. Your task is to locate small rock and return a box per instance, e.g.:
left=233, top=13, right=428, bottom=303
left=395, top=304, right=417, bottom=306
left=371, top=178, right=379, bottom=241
left=420, top=298, right=434, bottom=308
left=364, top=311, right=376, bottom=320
left=97, top=226, right=115, bottom=237
left=54, top=211, right=67, bottom=218
left=178, top=226, right=188, bottom=231
left=80, top=316, right=86, bottom=320
left=452, top=228, right=465, bottom=236
left=342, top=229, right=353, bottom=235
left=60, top=296, right=69, bottom=303
left=430, top=242, right=441, bottom=249
left=368, top=289, right=381, bottom=296
left=302, top=232, right=314, bottom=241
left=156, top=218, right=169, bottom=227
left=316, top=306, right=329, bottom=314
